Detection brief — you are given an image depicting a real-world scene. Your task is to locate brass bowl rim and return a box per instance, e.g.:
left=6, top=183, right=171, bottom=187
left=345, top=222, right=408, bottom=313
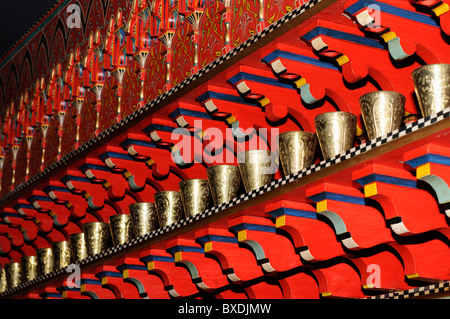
left=69, top=232, right=85, bottom=238
left=109, top=213, right=132, bottom=221
left=411, top=63, right=450, bottom=76
left=237, top=149, right=274, bottom=158
left=82, top=221, right=109, bottom=227
left=5, top=262, right=21, bottom=267
left=20, top=255, right=37, bottom=261
left=278, top=130, right=316, bottom=138
left=129, top=202, right=155, bottom=207
left=359, top=90, right=406, bottom=102
left=314, top=111, right=357, bottom=122
left=154, top=190, right=180, bottom=195
left=207, top=164, right=239, bottom=169
left=52, top=240, right=71, bottom=245
left=36, top=247, right=53, bottom=253
left=179, top=178, right=209, bottom=186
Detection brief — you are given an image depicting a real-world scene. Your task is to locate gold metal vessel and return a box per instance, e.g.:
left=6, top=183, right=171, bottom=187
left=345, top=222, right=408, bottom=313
left=52, top=240, right=73, bottom=270
left=69, top=232, right=88, bottom=262
left=179, top=179, right=211, bottom=218
left=36, top=247, right=54, bottom=276
left=278, top=131, right=317, bottom=176
left=359, top=91, right=405, bottom=140
left=154, top=191, right=185, bottom=228
left=206, top=164, right=241, bottom=205
left=129, top=202, right=159, bottom=237
left=82, top=222, right=112, bottom=256
left=314, top=111, right=357, bottom=159
left=5, top=262, right=21, bottom=289
left=237, top=150, right=277, bottom=192
left=412, top=63, right=450, bottom=118
left=109, top=214, right=134, bottom=246
left=0, top=266, right=6, bottom=293
left=20, top=255, right=38, bottom=283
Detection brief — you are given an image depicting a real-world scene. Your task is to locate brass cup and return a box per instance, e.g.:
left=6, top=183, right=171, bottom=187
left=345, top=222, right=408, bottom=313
left=69, top=232, right=88, bottom=262
left=36, top=247, right=54, bottom=276
left=20, top=255, right=39, bottom=283
left=82, top=222, right=112, bottom=256
left=129, top=202, right=159, bottom=237
left=314, top=111, right=357, bottom=159
left=412, top=63, right=450, bottom=118
left=5, top=262, right=21, bottom=289
left=278, top=131, right=317, bottom=176
left=109, top=214, right=134, bottom=246
left=206, top=165, right=241, bottom=205
left=154, top=191, right=185, bottom=228
left=237, top=150, right=277, bottom=193
left=52, top=241, right=73, bottom=270
left=0, top=266, right=6, bottom=293
left=179, top=179, right=211, bottom=218
left=359, top=91, right=405, bottom=140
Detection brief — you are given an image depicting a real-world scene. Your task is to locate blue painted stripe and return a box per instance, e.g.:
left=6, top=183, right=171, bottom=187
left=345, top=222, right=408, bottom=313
left=61, top=175, right=91, bottom=183
left=1, top=212, right=22, bottom=218
left=80, top=279, right=101, bottom=285
left=166, top=245, right=204, bottom=254
left=227, top=72, right=294, bottom=90
left=13, top=204, right=35, bottom=210
left=43, top=186, right=70, bottom=193
left=301, top=26, right=385, bottom=49
left=404, top=153, right=450, bottom=168
left=28, top=195, right=53, bottom=202
left=345, top=0, right=439, bottom=27
left=261, top=49, right=339, bottom=70
left=119, top=138, right=157, bottom=149
left=140, top=255, right=174, bottom=263
left=268, top=207, right=317, bottom=219
left=42, top=292, right=62, bottom=298
left=96, top=271, right=123, bottom=279
left=117, top=264, right=148, bottom=272
left=307, top=192, right=366, bottom=205
left=354, top=173, right=418, bottom=188
left=229, top=223, right=276, bottom=233
left=99, top=151, right=134, bottom=161
left=196, top=234, right=239, bottom=244
left=169, top=108, right=214, bottom=120
left=79, top=163, right=110, bottom=172
left=195, top=91, right=255, bottom=105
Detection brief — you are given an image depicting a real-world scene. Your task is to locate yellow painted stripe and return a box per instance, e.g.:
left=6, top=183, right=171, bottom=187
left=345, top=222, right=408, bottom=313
left=276, top=215, right=286, bottom=228
left=364, top=183, right=378, bottom=197
left=316, top=200, right=328, bottom=213
left=174, top=251, right=182, bottom=262
left=381, top=31, right=397, bottom=42
left=433, top=3, right=449, bottom=16
left=238, top=230, right=247, bottom=242
left=103, top=182, right=111, bottom=188
left=123, top=269, right=129, bottom=279
left=80, top=284, right=86, bottom=293
left=321, top=291, right=332, bottom=297
left=356, top=124, right=364, bottom=137
left=336, top=55, right=349, bottom=66
left=226, top=116, right=236, bottom=124
left=204, top=242, right=213, bottom=253
left=101, top=277, right=108, bottom=285
left=146, top=159, right=154, bottom=166
left=294, top=77, right=306, bottom=88
left=416, top=163, right=431, bottom=179
left=123, top=171, right=131, bottom=179
left=258, top=97, right=271, bottom=107
left=49, top=211, right=56, bottom=217
left=147, top=261, right=155, bottom=271
left=62, top=291, right=67, bottom=299
left=407, top=273, right=420, bottom=279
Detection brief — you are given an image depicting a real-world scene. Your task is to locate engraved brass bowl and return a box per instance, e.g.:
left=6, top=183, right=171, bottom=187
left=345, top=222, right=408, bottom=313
left=0, top=266, right=6, bottom=293
left=154, top=191, right=185, bottom=228
left=206, top=165, right=241, bottom=205
left=129, top=202, right=159, bottom=237
left=69, top=232, right=88, bottom=262
left=20, top=255, right=38, bottom=283
left=179, top=179, right=211, bottom=218
left=314, top=111, right=357, bottom=159
left=109, top=214, right=134, bottom=246
left=237, top=150, right=277, bottom=193
left=5, top=262, right=21, bottom=289
left=36, top=247, right=54, bottom=276
left=278, top=131, right=317, bottom=176
left=82, top=222, right=112, bottom=256
left=52, top=240, right=73, bottom=270
left=412, top=63, right=450, bottom=118
left=359, top=91, right=405, bottom=140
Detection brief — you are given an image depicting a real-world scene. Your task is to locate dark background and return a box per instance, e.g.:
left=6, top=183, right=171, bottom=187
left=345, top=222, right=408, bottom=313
left=0, top=0, right=60, bottom=58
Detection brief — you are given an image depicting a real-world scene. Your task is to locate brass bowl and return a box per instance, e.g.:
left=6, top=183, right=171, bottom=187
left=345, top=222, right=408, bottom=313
left=359, top=91, right=405, bottom=140
left=20, top=255, right=38, bottom=283
left=179, top=179, right=211, bottom=218
left=206, top=165, right=241, bottom=205
left=129, top=202, right=159, bottom=237
left=36, top=247, right=54, bottom=276
left=52, top=241, right=73, bottom=270
left=109, top=214, right=134, bottom=246
left=5, top=262, right=22, bottom=289
left=82, top=222, right=112, bottom=256
left=237, top=150, right=277, bottom=192
left=314, top=111, right=357, bottom=159
left=154, top=191, right=185, bottom=228
left=412, top=63, right=450, bottom=118
left=0, top=266, right=6, bottom=293
left=69, top=232, right=88, bottom=262
left=278, top=131, right=317, bottom=176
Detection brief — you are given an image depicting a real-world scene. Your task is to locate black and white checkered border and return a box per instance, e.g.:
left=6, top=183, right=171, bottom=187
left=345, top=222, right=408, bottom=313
left=1, top=108, right=449, bottom=299
left=0, top=0, right=323, bottom=204
left=366, top=281, right=450, bottom=299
